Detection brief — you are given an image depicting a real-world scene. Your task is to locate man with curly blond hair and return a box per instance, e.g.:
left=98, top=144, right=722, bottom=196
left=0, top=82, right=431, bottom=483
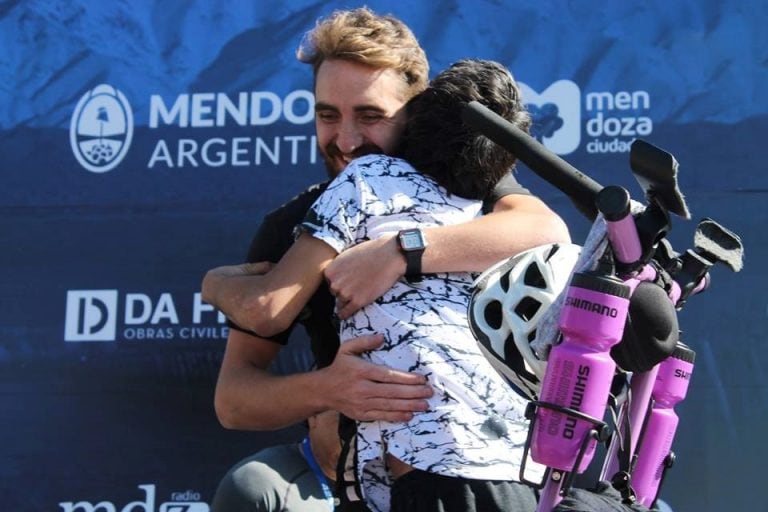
left=206, top=8, right=569, bottom=512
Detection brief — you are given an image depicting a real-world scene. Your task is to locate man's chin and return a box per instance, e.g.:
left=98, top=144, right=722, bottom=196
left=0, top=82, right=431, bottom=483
left=322, top=146, right=382, bottom=178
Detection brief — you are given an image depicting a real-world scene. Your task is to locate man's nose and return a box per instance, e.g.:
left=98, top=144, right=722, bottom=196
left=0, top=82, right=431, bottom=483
left=336, top=121, right=363, bottom=154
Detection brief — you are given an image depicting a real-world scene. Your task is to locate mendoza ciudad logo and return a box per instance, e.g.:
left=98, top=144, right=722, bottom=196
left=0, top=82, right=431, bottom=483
left=70, top=84, right=134, bottom=173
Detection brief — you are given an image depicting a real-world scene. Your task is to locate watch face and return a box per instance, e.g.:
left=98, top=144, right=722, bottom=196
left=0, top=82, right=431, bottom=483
left=400, top=230, right=424, bottom=250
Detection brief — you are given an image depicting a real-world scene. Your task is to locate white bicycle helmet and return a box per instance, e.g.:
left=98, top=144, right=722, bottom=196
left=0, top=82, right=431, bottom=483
left=469, top=242, right=581, bottom=400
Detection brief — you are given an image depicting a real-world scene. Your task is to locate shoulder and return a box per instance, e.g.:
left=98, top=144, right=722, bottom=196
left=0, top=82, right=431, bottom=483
left=492, top=172, right=530, bottom=198
left=228, top=443, right=308, bottom=486
left=264, top=182, right=330, bottom=225
left=246, top=182, right=329, bottom=262
left=483, top=172, right=531, bottom=213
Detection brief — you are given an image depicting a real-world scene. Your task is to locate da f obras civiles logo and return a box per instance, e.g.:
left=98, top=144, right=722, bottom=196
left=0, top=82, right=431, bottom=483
left=70, top=84, right=134, bottom=173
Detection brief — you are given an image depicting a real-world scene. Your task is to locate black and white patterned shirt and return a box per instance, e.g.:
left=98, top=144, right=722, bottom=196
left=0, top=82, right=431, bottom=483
left=301, top=155, right=540, bottom=512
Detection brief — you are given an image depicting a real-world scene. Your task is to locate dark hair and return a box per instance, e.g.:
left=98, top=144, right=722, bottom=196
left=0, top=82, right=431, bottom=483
left=400, top=59, right=531, bottom=199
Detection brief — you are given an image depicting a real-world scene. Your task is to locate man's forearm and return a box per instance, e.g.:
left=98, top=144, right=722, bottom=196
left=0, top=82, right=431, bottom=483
left=215, top=331, right=433, bottom=430
left=421, top=202, right=571, bottom=273
left=215, top=363, right=331, bottom=430
left=215, top=329, right=335, bottom=431
left=202, top=266, right=265, bottom=331
left=324, top=194, right=571, bottom=320
left=202, top=262, right=318, bottom=336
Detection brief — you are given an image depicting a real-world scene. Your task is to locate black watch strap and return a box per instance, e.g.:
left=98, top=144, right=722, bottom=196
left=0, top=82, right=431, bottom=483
left=398, top=229, right=427, bottom=283
left=404, top=250, right=423, bottom=283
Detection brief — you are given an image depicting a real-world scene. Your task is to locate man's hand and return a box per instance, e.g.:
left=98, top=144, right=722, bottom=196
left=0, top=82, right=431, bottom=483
left=320, top=334, right=433, bottom=422
left=215, top=331, right=433, bottom=431
left=324, top=236, right=405, bottom=320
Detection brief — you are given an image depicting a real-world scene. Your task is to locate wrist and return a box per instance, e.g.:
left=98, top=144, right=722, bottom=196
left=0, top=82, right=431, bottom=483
left=397, top=228, right=428, bottom=283
left=388, top=235, right=408, bottom=277
left=309, top=366, right=336, bottom=412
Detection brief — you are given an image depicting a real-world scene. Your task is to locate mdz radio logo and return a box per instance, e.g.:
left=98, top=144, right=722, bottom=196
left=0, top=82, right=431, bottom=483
left=64, top=290, right=227, bottom=342
left=59, top=484, right=208, bottom=512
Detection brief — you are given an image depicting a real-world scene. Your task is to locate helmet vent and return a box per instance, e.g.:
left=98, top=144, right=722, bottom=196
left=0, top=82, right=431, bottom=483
left=546, top=243, right=561, bottom=259
left=514, top=296, right=541, bottom=321
left=484, top=300, right=503, bottom=329
left=523, top=263, right=546, bottom=289
left=499, top=268, right=510, bottom=292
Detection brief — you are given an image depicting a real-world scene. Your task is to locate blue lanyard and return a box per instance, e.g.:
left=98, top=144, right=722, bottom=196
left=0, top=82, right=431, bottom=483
left=300, top=436, right=336, bottom=510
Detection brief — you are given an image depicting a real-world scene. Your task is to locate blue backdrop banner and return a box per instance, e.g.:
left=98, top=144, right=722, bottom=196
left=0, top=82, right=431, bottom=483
left=1, top=1, right=765, bottom=511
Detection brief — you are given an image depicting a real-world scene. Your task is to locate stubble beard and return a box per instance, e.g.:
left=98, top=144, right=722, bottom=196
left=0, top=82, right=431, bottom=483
left=321, top=142, right=386, bottom=179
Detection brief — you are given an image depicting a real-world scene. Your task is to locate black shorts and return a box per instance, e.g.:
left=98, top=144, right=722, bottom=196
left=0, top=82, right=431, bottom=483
left=390, top=469, right=537, bottom=512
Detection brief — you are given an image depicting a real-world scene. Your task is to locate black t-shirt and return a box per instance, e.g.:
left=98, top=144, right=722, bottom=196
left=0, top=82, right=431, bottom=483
left=233, top=182, right=338, bottom=368
left=229, top=172, right=530, bottom=369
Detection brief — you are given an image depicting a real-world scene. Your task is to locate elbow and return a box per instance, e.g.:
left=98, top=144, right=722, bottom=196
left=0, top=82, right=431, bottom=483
left=214, top=394, right=239, bottom=430
left=215, top=404, right=259, bottom=431
left=214, top=387, right=259, bottom=431
left=213, top=383, right=241, bottom=430
left=250, top=319, right=288, bottom=339
left=214, top=388, right=284, bottom=431
left=246, top=295, right=291, bottom=338
left=530, top=208, right=571, bottom=246
left=200, top=269, right=220, bottom=307
left=545, top=214, right=572, bottom=245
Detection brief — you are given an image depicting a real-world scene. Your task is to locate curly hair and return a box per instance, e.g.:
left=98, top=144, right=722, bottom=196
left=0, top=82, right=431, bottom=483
left=296, top=7, right=429, bottom=100
left=401, top=59, right=531, bottom=199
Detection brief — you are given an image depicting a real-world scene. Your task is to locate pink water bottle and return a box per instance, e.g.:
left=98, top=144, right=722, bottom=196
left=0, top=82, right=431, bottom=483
left=531, top=271, right=631, bottom=472
left=632, top=343, right=695, bottom=506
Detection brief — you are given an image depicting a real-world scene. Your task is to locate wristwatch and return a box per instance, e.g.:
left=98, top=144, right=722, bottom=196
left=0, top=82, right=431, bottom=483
left=397, top=228, right=428, bottom=283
